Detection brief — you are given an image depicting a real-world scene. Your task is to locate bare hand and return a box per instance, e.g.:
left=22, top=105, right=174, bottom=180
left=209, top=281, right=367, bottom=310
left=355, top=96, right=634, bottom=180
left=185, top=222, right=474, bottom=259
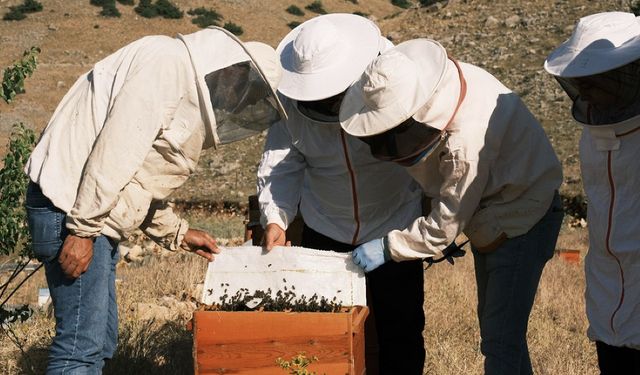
left=262, top=223, right=291, bottom=251
left=182, top=229, right=220, bottom=261
left=59, top=235, right=94, bottom=279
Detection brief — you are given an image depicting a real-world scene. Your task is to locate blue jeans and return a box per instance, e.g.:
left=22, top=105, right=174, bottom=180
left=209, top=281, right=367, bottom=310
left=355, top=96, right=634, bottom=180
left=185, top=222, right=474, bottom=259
left=26, top=182, right=119, bottom=374
left=472, top=192, right=563, bottom=375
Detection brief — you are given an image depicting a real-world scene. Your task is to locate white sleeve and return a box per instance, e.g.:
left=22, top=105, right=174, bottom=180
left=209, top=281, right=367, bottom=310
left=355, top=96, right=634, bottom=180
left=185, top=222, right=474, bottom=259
left=386, top=147, right=488, bottom=261
left=256, top=121, right=306, bottom=230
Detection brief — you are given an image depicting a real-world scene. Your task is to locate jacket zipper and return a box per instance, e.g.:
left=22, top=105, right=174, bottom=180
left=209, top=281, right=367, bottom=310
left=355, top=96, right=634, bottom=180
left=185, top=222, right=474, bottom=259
left=604, top=125, right=640, bottom=333
left=606, top=150, right=625, bottom=334
left=339, top=129, right=360, bottom=245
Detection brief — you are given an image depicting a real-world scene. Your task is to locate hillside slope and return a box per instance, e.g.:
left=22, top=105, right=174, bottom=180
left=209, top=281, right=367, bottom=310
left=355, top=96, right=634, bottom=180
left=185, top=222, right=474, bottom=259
left=0, top=0, right=630, bottom=204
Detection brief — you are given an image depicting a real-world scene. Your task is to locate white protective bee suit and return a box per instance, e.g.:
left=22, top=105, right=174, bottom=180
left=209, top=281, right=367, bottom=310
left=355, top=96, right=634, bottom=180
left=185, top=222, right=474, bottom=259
left=257, top=97, right=423, bottom=245
left=543, top=11, right=640, bottom=351
left=25, top=27, right=284, bottom=249
left=579, top=115, right=640, bottom=350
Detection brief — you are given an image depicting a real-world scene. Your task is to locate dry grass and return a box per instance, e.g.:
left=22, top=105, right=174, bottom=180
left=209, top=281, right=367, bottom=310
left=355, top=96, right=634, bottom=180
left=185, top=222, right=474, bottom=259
left=422, top=244, right=596, bottom=375
left=0, top=220, right=596, bottom=375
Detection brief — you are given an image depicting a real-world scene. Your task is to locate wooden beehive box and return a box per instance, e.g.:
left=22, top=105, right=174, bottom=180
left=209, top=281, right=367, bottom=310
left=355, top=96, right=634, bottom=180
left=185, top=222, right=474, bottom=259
left=193, top=306, right=368, bottom=375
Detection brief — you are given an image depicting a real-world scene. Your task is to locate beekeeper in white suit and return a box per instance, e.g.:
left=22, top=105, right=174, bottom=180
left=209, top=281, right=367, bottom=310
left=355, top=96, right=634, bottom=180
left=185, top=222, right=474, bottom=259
left=340, top=39, right=564, bottom=375
left=24, top=27, right=285, bottom=374
left=545, top=11, right=640, bottom=374
left=257, top=14, right=426, bottom=374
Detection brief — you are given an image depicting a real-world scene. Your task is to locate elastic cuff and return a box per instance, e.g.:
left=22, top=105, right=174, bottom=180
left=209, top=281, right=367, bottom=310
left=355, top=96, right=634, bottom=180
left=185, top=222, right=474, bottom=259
left=171, top=218, right=190, bottom=251
left=262, top=212, right=288, bottom=231
left=65, top=216, right=103, bottom=238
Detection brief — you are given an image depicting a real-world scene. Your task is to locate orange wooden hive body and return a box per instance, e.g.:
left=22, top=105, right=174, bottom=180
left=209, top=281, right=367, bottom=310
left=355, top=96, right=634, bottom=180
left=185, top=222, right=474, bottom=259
left=192, top=306, right=368, bottom=375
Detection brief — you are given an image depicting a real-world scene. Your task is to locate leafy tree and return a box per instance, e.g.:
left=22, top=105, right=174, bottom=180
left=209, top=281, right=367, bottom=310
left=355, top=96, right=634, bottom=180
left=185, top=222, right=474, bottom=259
left=117, top=0, right=135, bottom=5
left=1, top=47, right=40, bottom=104
left=0, top=123, right=35, bottom=258
left=0, top=48, right=40, bottom=341
left=286, top=5, right=304, bottom=16
left=287, top=21, right=301, bottom=29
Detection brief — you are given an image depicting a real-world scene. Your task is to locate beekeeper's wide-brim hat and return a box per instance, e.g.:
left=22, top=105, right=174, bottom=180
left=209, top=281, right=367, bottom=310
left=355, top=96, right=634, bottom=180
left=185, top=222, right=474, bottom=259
left=340, top=39, right=448, bottom=137
left=277, top=13, right=384, bottom=101
left=545, top=11, right=640, bottom=78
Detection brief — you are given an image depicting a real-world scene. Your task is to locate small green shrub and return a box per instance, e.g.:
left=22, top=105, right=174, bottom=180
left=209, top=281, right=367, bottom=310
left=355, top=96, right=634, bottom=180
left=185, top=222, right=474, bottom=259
left=630, top=0, right=640, bottom=15
left=18, top=0, right=43, bottom=13
left=305, top=1, right=327, bottom=14
left=117, top=0, right=135, bottom=5
left=223, top=22, right=243, bottom=36
left=346, top=0, right=358, bottom=3
left=188, top=7, right=222, bottom=28
left=1, top=47, right=40, bottom=104
left=3, top=8, right=26, bottom=21
left=100, top=3, right=121, bottom=17
left=419, top=0, right=442, bottom=6
left=134, top=0, right=158, bottom=18
left=90, top=0, right=113, bottom=6
left=3, top=0, right=42, bottom=21
left=353, top=11, right=369, bottom=17
left=0, top=123, right=36, bottom=257
left=287, top=21, right=301, bottom=29
left=391, top=0, right=412, bottom=9
left=135, top=0, right=182, bottom=19
left=286, top=5, right=304, bottom=16
left=155, top=0, right=182, bottom=19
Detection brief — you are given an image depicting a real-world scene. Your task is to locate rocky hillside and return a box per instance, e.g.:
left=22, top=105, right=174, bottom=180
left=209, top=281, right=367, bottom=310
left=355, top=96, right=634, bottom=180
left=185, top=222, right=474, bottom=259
left=0, top=0, right=631, bottom=206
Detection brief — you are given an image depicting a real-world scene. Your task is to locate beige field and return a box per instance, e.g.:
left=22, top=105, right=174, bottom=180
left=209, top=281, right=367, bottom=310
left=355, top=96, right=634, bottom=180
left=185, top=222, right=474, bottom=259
left=0, top=216, right=596, bottom=374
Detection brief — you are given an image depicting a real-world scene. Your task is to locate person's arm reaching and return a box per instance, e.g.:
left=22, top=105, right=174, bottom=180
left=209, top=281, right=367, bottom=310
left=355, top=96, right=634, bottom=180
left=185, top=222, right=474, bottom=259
left=257, top=121, right=306, bottom=250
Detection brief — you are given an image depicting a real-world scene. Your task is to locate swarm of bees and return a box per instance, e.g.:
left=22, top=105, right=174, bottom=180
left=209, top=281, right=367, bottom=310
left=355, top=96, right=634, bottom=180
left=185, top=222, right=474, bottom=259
left=205, top=280, right=344, bottom=313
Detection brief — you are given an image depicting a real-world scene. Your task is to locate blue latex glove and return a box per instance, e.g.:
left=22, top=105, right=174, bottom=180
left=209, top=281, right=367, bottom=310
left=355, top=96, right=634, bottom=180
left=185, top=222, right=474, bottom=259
left=352, top=237, right=391, bottom=273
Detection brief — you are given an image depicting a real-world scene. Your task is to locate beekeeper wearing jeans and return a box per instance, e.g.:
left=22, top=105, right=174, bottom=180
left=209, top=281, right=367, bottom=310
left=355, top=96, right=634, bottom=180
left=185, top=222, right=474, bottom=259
left=544, top=11, right=640, bottom=374
left=339, top=39, right=564, bottom=375
left=257, top=14, right=426, bottom=374
left=24, top=27, right=286, bottom=374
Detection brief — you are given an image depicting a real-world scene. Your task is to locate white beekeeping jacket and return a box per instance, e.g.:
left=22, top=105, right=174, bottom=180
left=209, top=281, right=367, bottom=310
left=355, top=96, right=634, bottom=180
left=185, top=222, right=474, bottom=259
left=257, top=96, right=423, bottom=245
left=25, top=28, right=261, bottom=250
left=579, top=114, right=640, bottom=350
left=385, top=62, right=563, bottom=260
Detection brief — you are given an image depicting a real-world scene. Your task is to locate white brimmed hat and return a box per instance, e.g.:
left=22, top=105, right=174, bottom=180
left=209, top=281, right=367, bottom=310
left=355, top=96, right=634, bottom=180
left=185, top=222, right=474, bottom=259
left=277, top=13, right=384, bottom=101
left=544, top=11, right=640, bottom=78
left=340, top=39, right=448, bottom=137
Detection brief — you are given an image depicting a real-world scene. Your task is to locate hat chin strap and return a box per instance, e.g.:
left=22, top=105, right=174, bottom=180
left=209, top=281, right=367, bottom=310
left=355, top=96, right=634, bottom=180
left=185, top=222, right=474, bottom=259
left=440, top=56, right=467, bottom=131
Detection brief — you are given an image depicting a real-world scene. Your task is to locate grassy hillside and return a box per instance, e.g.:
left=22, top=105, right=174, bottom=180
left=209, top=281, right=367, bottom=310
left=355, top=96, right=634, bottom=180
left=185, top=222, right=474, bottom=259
left=1, top=0, right=630, bottom=204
